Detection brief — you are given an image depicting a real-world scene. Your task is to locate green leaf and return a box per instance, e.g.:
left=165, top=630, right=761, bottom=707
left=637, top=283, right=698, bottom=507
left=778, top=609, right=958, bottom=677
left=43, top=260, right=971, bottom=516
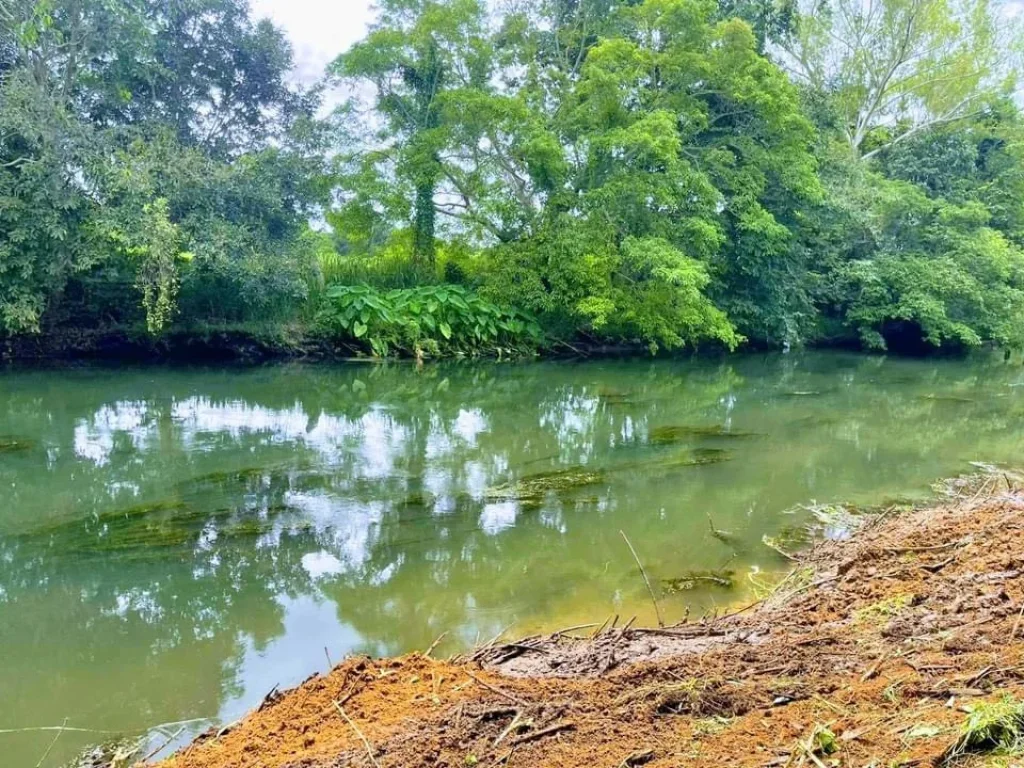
left=353, top=321, right=368, bottom=338
left=439, top=320, right=452, bottom=339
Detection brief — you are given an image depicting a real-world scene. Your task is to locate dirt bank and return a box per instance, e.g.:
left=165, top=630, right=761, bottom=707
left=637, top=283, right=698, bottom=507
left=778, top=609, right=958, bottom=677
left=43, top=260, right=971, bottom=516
left=157, top=473, right=1024, bottom=768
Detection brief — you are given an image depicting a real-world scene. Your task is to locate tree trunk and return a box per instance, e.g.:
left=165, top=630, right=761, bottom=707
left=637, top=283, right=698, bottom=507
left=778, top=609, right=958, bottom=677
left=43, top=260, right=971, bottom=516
left=413, top=181, right=436, bottom=265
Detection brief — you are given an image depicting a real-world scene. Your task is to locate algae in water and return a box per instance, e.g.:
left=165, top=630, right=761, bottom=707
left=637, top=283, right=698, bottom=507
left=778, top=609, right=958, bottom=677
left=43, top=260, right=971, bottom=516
left=648, top=426, right=759, bottom=444
left=0, top=436, right=34, bottom=454
left=485, top=466, right=607, bottom=506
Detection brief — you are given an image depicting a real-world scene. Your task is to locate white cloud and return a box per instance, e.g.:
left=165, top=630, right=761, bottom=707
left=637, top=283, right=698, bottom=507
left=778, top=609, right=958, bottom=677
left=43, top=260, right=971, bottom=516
left=251, top=0, right=377, bottom=86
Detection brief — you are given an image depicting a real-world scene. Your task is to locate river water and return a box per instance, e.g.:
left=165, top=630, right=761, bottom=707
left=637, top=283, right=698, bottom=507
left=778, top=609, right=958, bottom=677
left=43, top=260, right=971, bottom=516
left=3, top=351, right=1024, bottom=766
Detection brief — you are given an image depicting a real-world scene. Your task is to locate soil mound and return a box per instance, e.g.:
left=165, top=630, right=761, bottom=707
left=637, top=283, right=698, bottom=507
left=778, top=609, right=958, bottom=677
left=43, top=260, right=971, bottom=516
left=158, top=473, right=1024, bottom=768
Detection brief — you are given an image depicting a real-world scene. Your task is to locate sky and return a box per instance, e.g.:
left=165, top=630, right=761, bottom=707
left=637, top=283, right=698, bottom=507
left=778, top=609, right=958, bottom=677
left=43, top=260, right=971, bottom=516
left=250, top=0, right=377, bottom=86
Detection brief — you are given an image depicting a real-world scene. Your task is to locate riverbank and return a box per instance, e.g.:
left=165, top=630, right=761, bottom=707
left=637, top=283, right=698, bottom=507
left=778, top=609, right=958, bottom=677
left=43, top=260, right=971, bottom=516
left=0, top=323, right=857, bottom=363
left=152, top=471, right=1024, bottom=768
left=0, top=325, right=346, bottom=363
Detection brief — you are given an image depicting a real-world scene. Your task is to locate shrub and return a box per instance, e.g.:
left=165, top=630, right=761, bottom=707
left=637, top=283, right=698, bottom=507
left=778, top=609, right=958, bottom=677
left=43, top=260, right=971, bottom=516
left=318, top=284, right=544, bottom=357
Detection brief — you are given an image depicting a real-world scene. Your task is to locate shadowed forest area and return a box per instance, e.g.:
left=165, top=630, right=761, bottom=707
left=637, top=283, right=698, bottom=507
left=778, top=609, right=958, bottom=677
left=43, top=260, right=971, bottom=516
left=4, top=0, right=1024, bottom=358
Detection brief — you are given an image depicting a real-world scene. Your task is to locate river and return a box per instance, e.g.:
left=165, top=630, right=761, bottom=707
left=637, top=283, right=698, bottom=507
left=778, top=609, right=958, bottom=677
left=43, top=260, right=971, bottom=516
left=3, top=351, right=1024, bottom=766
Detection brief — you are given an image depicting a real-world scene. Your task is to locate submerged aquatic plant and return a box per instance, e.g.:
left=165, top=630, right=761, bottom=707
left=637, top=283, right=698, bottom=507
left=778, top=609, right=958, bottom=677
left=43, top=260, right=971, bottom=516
left=18, top=495, right=300, bottom=559
left=920, top=393, right=975, bottom=404
left=662, top=569, right=736, bottom=592
left=174, top=466, right=274, bottom=490
left=648, top=425, right=759, bottom=444
left=484, top=466, right=607, bottom=506
left=596, top=388, right=640, bottom=406
left=619, top=448, right=734, bottom=474
left=0, top=436, right=34, bottom=453
left=786, top=414, right=840, bottom=429
left=779, top=501, right=865, bottom=543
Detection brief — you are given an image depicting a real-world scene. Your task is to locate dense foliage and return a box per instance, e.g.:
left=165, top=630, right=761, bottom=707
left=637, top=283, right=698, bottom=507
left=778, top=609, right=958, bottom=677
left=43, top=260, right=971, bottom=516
left=3, top=0, right=1024, bottom=356
left=0, top=0, right=327, bottom=333
left=319, top=284, right=543, bottom=357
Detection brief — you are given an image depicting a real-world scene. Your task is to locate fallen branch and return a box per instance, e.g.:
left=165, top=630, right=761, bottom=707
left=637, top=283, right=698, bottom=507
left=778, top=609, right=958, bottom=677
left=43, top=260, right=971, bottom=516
left=492, top=711, right=523, bottom=748
left=881, top=541, right=961, bottom=554
left=510, top=721, right=576, bottom=745
left=861, top=652, right=891, bottom=682
left=552, top=622, right=599, bottom=637
left=763, top=535, right=798, bottom=561
left=424, top=631, right=448, bottom=658
left=590, top=615, right=613, bottom=639
left=142, top=725, right=187, bottom=763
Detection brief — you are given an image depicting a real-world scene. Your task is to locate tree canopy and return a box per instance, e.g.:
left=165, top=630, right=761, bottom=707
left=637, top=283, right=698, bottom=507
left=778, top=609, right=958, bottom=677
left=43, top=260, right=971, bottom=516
left=3, top=0, right=1024, bottom=356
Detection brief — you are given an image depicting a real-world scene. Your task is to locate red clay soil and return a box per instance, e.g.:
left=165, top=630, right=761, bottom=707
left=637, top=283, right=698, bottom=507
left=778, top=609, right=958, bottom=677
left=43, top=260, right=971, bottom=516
left=157, top=473, right=1024, bottom=768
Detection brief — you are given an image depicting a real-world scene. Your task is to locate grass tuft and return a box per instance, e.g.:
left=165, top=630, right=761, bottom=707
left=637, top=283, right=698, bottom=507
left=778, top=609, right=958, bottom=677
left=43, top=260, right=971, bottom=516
left=942, top=697, right=1024, bottom=765
left=854, top=593, right=914, bottom=625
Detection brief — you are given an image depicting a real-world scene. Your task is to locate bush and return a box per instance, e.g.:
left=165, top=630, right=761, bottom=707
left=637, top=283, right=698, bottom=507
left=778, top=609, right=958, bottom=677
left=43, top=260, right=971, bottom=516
left=481, top=222, right=742, bottom=353
left=318, top=284, right=544, bottom=357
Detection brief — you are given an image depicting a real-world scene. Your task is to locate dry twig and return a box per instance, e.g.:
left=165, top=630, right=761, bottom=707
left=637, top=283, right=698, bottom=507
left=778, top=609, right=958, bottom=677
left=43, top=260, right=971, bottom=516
left=510, top=721, right=576, bottom=745
left=1011, top=602, right=1024, bottom=643
left=333, top=701, right=381, bottom=768
left=464, top=671, right=525, bottom=705
left=424, top=631, right=448, bottom=658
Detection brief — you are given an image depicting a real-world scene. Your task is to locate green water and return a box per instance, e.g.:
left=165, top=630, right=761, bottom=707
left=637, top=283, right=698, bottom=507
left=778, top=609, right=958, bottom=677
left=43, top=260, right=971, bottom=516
left=3, top=351, right=1024, bottom=765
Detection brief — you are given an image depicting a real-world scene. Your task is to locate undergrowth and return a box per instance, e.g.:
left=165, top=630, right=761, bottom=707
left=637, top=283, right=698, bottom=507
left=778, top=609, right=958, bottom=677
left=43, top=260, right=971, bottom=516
left=318, top=284, right=544, bottom=358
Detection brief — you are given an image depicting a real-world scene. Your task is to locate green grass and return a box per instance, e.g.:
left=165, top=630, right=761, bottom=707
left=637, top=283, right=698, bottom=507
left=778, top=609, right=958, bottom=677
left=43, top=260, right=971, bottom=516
left=854, top=593, right=914, bottom=625
left=942, top=697, right=1024, bottom=765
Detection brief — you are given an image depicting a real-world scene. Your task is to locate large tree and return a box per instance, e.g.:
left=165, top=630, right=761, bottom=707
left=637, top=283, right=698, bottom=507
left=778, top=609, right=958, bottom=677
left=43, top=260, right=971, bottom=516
left=780, top=0, right=1019, bottom=159
left=332, top=0, right=491, bottom=265
left=478, top=0, right=821, bottom=348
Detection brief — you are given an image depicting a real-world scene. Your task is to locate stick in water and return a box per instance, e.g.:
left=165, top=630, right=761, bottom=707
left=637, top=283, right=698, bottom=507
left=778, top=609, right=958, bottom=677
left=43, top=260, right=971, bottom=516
left=619, top=530, right=665, bottom=627
left=35, top=718, right=68, bottom=768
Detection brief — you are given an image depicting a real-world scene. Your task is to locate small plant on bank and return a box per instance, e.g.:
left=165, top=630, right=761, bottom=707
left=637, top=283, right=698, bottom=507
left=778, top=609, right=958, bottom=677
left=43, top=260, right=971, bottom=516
left=318, top=284, right=544, bottom=358
left=942, top=697, right=1024, bottom=765
left=854, top=593, right=915, bottom=625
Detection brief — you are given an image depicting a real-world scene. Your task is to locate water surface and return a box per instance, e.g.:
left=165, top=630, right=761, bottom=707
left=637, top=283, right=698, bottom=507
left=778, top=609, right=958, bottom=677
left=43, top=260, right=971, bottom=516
left=3, top=352, right=1024, bottom=766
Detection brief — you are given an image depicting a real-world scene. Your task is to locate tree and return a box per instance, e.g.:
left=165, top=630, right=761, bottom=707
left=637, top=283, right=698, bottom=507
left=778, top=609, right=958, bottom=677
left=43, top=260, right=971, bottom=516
left=0, top=0, right=328, bottom=334
left=99, top=0, right=311, bottom=155
left=475, top=0, right=821, bottom=349
left=781, top=0, right=1019, bottom=160
left=333, top=0, right=490, bottom=265
left=0, top=70, right=96, bottom=331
